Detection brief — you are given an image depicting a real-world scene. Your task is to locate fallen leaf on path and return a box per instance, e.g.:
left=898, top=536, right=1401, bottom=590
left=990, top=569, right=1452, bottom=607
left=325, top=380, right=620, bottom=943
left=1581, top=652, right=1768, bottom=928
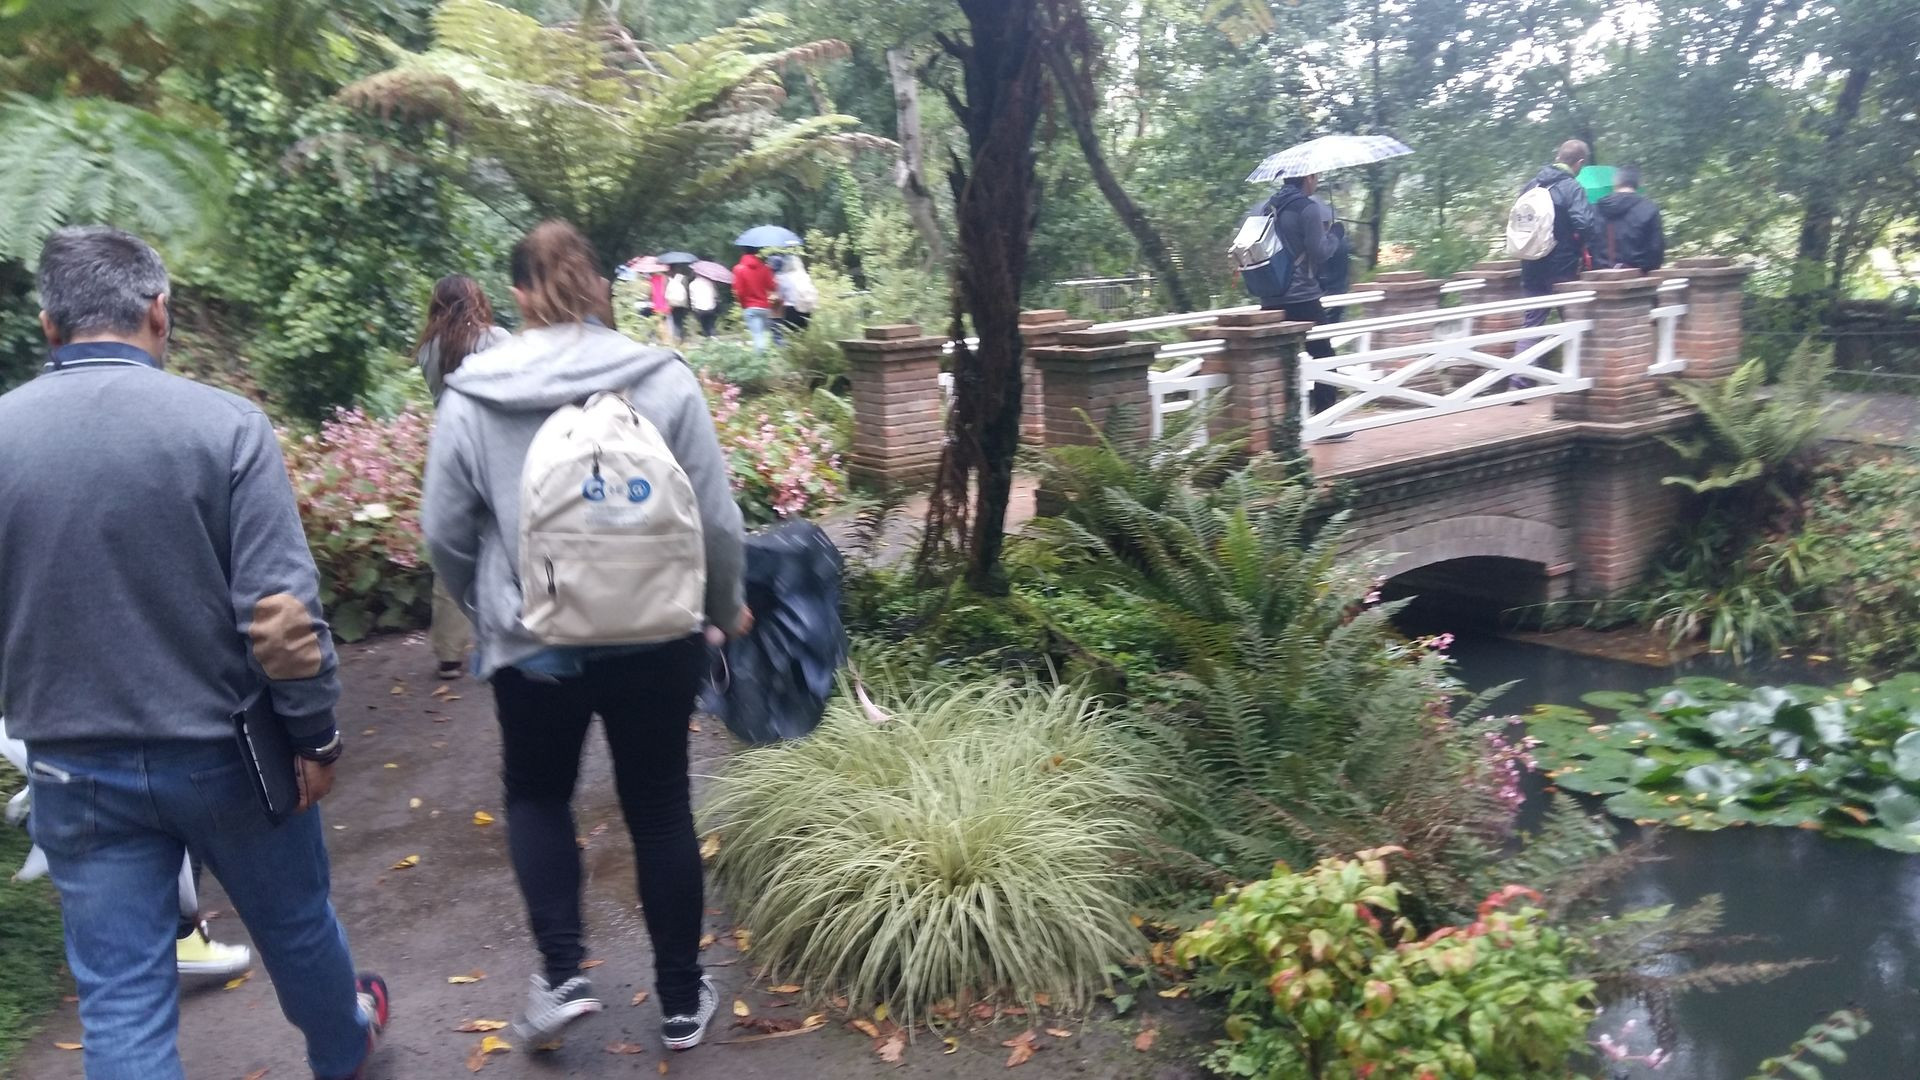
left=1133, top=1027, right=1158, bottom=1052
left=803, top=1013, right=826, bottom=1027
left=872, top=1003, right=889, bottom=1023
left=447, top=970, right=486, bottom=984
left=362, top=728, right=376, bottom=736
left=389, top=685, right=405, bottom=695
left=719, top=1018, right=826, bottom=1043
left=1156, top=986, right=1188, bottom=999
left=698, top=933, right=717, bottom=950
left=943, top=1037, right=959, bottom=1054
left=536, top=1041, right=562, bottom=1052
left=54, top=1042, right=81, bottom=1051
left=383, top=763, right=398, bottom=769
left=1003, top=1030, right=1038, bottom=1067
left=606, top=1042, right=647, bottom=1054
left=579, top=959, right=604, bottom=970
left=632, top=991, right=650, bottom=1006
left=1045, top=1028, right=1073, bottom=1038
left=658, top=1061, right=669, bottom=1074
left=1032, top=993, right=1051, bottom=1008
left=472, top=810, right=494, bottom=826
left=970, top=1002, right=997, bottom=1021
left=688, top=720, right=701, bottom=732
left=831, top=995, right=850, bottom=1010
left=733, top=1016, right=802, bottom=1034
left=408, top=798, right=422, bottom=810
left=480, top=1035, right=511, bottom=1054
left=454, top=1020, right=508, bottom=1032
left=849, top=1019, right=881, bottom=1038
left=699, top=834, right=721, bottom=860
left=392, top=855, right=420, bottom=870
left=243, top=1070, right=268, bottom=1080
left=768, top=984, right=802, bottom=994
left=733, top=999, right=750, bottom=1017
left=224, top=971, right=253, bottom=990
left=877, top=1030, right=907, bottom=1063
left=734, top=928, right=752, bottom=951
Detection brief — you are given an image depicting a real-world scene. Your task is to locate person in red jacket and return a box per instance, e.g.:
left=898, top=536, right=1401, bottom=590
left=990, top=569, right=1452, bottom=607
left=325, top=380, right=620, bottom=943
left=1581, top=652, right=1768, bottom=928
left=730, top=248, right=779, bottom=352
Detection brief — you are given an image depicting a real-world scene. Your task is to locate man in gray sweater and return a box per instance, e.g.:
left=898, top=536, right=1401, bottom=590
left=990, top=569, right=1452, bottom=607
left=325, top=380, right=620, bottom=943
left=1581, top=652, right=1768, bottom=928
left=0, top=227, right=388, bottom=1079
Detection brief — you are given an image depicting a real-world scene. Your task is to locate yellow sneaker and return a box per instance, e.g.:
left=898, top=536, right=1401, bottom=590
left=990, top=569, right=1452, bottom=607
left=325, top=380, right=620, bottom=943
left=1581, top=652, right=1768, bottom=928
left=176, top=922, right=252, bottom=979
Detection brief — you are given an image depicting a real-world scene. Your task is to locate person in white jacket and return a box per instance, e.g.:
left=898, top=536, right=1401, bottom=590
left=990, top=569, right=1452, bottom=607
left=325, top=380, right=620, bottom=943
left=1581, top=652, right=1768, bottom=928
left=774, top=253, right=819, bottom=334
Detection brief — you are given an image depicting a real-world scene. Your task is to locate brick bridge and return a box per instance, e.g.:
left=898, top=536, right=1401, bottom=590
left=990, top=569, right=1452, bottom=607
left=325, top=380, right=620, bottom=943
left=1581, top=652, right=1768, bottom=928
left=839, top=256, right=1751, bottom=608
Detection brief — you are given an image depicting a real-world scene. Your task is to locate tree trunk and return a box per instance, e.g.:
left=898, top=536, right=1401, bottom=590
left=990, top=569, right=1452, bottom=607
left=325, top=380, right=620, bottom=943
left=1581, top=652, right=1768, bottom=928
left=1794, top=65, right=1873, bottom=292
left=1039, top=31, right=1194, bottom=312
left=886, top=47, right=948, bottom=272
left=918, top=0, right=1048, bottom=590
left=1358, top=173, right=1386, bottom=269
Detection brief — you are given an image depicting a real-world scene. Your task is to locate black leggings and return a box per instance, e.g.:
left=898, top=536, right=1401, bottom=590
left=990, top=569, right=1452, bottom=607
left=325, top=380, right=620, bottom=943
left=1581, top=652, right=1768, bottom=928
left=491, top=638, right=706, bottom=1014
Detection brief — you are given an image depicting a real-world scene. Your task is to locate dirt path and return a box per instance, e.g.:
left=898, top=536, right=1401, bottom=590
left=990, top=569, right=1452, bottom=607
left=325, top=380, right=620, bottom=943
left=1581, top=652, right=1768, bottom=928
left=12, top=636, right=1201, bottom=1079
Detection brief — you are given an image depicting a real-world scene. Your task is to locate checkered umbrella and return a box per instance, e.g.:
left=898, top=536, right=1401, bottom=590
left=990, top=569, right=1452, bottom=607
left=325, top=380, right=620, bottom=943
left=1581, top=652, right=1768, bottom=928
left=1246, top=135, right=1413, bottom=183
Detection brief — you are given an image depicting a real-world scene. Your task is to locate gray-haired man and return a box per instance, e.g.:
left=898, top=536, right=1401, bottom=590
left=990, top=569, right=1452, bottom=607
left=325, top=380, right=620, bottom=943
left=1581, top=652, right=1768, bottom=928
left=0, top=227, right=390, bottom=1079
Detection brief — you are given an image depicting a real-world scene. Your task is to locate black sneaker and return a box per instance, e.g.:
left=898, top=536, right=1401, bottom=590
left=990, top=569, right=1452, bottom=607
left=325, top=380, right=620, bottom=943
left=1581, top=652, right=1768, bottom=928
left=661, top=975, right=718, bottom=1051
left=512, top=974, right=604, bottom=1044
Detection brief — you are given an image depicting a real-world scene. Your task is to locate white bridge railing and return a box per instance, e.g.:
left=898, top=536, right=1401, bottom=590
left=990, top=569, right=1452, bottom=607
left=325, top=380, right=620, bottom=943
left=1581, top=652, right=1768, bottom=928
left=932, top=274, right=1689, bottom=446
left=1301, top=293, right=1594, bottom=440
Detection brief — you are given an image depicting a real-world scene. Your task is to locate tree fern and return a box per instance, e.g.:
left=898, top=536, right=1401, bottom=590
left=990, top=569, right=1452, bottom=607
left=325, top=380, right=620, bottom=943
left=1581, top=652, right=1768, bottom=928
left=343, top=0, right=890, bottom=266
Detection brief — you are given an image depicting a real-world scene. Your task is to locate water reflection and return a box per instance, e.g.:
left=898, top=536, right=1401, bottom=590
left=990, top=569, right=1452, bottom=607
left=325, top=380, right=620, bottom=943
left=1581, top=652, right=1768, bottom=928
left=1445, top=633, right=1920, bottom=1079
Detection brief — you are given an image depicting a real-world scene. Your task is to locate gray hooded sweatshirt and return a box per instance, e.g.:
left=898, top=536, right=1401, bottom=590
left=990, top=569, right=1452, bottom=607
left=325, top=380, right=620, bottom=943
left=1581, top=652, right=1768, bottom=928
left=422, top=323, right=745, bottom=678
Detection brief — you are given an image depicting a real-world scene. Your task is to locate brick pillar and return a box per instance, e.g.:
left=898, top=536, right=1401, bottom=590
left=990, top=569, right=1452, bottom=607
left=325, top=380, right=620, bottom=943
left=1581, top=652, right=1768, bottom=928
left=1018, top=309, right=1093, bottom=448
left=1207, top=311, right=1310, bottom=455
left=1659, top=256, right=1751, bottom=382
left=1455, top=260, right=1525, bottom=357
left=1033, top=328, right=1157, bottom=515
left=1573, top=443, right=1685, bottom=598
left=1551, top=269, right=1661, bottom=426
left=842, top=324, right=946, bottom=491
left=1367, top=271, right=1446, bottom=349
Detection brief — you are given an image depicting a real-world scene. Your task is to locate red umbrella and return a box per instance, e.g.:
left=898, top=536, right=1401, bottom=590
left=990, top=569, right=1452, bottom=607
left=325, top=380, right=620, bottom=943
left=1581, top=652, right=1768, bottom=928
left=691, top=260, right=734, bottom=284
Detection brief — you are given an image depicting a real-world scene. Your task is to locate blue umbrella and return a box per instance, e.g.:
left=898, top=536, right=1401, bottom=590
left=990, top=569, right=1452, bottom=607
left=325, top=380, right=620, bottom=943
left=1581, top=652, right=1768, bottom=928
left=734, top=225, right=802, bottom=249
left=657, top=251, right=697, bottom=264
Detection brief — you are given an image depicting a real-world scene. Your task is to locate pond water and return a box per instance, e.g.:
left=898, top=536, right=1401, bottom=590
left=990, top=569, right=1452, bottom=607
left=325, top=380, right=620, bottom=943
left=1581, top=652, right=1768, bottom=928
left=1445, top=632, right=1920, bottom=1078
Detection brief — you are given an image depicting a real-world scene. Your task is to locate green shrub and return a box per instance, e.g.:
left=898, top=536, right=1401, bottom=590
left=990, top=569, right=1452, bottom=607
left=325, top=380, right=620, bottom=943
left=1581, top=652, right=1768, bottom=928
left=702, top=680, right=1150, bottom=1017
left=1177, top=851, right=1595, bottom=1080
left=686, top=338, right=790, bottom=394
left=0, top=762, right=66, bottom=1067
left=281, top=407, right=432, bottom=641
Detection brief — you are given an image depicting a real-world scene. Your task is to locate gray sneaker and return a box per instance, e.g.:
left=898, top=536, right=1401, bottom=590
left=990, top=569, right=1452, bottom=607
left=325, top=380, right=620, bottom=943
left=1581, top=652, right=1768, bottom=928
left=660, top=975, right=718, bottom=1051
left=512, top=974, right=603, bottom=1044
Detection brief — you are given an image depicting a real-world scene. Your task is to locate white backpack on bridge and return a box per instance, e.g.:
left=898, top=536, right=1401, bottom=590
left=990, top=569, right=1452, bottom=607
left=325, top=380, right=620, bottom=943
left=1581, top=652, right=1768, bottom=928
left=1505, top=184, right=1558, bottom=261
left=517, top=392, right=707, bottom=646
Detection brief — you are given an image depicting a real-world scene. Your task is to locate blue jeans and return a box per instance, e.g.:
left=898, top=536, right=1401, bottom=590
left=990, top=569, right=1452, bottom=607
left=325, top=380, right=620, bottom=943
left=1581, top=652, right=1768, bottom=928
left=28, top=739, right=369, bottom=1080
left=743, top=306, right=774, bottom=352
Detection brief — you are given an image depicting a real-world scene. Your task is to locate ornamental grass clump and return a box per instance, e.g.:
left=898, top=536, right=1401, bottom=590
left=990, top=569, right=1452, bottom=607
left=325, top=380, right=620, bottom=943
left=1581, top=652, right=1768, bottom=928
left=702, top=681, right=1150, bottom=1018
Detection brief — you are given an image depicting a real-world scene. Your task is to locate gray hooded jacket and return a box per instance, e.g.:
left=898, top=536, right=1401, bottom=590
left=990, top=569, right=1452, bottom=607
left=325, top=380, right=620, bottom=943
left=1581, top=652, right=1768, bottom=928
left=422, top=324, right=745, bottom=678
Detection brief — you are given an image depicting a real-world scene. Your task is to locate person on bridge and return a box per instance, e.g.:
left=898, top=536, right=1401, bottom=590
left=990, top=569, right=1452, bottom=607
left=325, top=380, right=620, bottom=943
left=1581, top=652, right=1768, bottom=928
left=0, top=226, right=389, bottom=1080
left=1517, top=140, right=1600, bottom=317
left=1257, top=172, right=1347, bottom=435
left=1511, top=139, right=1601, bottom=389
left=1592, top=165, right=1666, bottom=274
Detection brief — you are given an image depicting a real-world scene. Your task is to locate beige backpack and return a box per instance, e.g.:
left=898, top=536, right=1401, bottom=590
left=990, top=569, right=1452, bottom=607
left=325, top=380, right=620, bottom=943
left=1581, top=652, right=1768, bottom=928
left=517, top=392, right=706, bottom=645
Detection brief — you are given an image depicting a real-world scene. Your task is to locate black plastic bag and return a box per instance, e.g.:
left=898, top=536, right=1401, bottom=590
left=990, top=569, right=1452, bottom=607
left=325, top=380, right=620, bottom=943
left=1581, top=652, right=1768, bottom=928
left=700, top=521, right=847, bottom=743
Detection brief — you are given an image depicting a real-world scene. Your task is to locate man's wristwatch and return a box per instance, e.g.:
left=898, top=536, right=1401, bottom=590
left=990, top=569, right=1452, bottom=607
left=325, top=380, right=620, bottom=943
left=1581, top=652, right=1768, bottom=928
left=297, top=732, right=345, bottom=766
